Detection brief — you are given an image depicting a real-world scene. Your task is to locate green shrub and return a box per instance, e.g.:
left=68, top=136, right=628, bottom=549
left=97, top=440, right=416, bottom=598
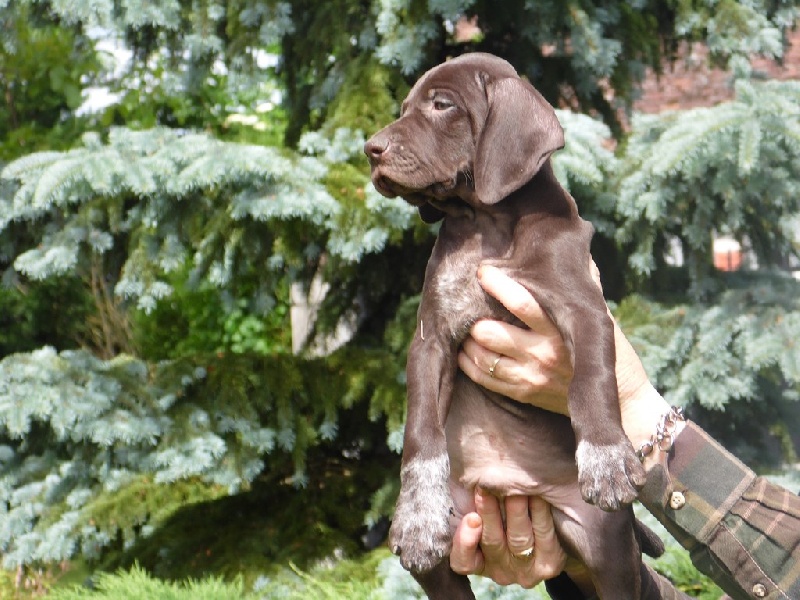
left=49, top=565, right=252, bottom=600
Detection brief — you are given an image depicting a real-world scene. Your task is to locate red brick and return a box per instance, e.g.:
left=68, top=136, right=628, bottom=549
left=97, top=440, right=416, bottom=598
left=634, top=29, right=800, bottom=113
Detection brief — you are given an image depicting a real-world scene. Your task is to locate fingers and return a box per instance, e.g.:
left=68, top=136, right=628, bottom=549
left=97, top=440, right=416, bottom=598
left=479, top=493, right=562, bottom=589
left=473, top=489, right=515, bottom=586
left=450, top=512, right=485, bottom=575
left=475, top=488, right=506, bottom=555
left=468, top=320, right=563, bottom=384
left=528, top=496, right=567, bottom=580
left=468, top=318, right=537, bottom=360
left=477, top=266, right=559, bottom=335
left=469, top=320, right=563, bottom=381
left=503, top=496, right=539, bottom=589
left=458, top=331, right=571, bottom=412
left=457, top=337, right=522, bottom=399
left=452, top=492, right=573, bottom=590
left=505, top=495, right=535, bottom=558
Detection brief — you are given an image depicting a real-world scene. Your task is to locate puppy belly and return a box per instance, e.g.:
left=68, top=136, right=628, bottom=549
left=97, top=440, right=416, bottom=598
left=445, top=378, right=586, bottom=522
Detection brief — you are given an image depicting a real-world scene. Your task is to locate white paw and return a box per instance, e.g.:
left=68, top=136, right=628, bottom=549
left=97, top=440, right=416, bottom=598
left=576, top=440, right=646, bottom=511
left=389, top=454, right=453, bottom=573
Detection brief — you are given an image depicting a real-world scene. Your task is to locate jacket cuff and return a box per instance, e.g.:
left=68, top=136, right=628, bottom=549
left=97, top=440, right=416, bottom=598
left=638, top=420, right=756, bottom=552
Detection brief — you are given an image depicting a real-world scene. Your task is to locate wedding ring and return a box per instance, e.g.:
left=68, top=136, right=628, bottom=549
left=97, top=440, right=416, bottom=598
left=489, top=356, right=502, bottom=378
left=513, top=546, right=535, bottom=560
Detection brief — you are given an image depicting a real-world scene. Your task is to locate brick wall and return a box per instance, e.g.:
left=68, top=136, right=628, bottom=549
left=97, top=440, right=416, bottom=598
left=634, top=28, right=800, bottom=113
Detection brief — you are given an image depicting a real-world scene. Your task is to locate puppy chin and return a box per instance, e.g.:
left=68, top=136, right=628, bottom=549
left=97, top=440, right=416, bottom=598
left=370, top=175, right=399, bottom=198
left=400, top=192, right=429, bottom=206
left=428, top=181, right=458, bottom=198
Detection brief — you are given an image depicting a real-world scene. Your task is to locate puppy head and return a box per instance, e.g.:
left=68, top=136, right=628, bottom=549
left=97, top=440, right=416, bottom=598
left=364, top=53, right=564, bottom=220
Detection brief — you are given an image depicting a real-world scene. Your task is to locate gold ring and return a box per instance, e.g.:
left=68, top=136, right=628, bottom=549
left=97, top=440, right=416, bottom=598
left=489, top=356, right=501, bottom=378
left=513, top=546, right=534, bottom=560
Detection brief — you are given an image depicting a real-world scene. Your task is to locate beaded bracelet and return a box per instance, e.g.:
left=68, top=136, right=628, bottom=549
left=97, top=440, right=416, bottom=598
left=635, top=406, right=685, bottom=463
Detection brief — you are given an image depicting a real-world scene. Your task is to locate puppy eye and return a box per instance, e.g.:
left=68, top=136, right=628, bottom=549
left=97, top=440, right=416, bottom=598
left=432, top=98, right=454, bottom=111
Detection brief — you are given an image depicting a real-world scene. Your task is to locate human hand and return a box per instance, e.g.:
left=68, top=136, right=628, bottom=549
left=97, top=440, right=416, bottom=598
left=457, top=265, right=573, bottom=414
left=450, top=489, right=593, bottom=594
left=457, top=263, right=683, bottom=468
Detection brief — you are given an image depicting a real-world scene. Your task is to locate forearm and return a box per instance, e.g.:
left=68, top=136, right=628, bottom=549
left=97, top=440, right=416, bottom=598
left=551, top=396, right=800, bottom=600
left=637, top=416, right=800, bottom=600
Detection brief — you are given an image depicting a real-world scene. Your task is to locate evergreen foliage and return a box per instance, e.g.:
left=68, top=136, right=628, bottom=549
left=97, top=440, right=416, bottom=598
left=274, top=0, right=796, bottom=139
left=3, top=86, right=800, bottom=576
left=617, top=277, right=800, bottom=468
left=0, top=275, right=92, bottom=356
left=1, top=0, right=800, bottom=595
left=0, top=127, right=351, bottom=313
left=4, top=1, right=795, bottom=141
left=0, top=2, right=101, bottom=158
left=612, top=78, right=800, bottom=465
left=0, top=342, right=411, bottom=570
left=618, top=79, right=800, bottom=299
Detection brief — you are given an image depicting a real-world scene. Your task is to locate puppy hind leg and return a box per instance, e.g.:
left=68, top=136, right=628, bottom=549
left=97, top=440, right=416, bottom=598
left=635, top=518, right=665, bottom=558
left=589, top=562, right=674, bottom=600
left=639, top=562, right=684, bottom=600
left=555, top=509, right=642, bottom=600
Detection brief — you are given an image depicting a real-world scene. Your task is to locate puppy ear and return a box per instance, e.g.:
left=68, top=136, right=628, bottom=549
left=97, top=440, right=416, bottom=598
left=418, top=203, right=445, bottom=223
left=474, top=77, right=565, bottom=205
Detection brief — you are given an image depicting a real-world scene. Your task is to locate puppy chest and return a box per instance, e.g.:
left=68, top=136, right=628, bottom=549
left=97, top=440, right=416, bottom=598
left=424, top=219, right=516, bottom=341
left=430, top=254, right=496, bottom=341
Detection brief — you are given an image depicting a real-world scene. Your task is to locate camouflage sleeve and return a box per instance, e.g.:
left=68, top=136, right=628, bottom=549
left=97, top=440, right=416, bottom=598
left=639, top=421, right=800, bottom=600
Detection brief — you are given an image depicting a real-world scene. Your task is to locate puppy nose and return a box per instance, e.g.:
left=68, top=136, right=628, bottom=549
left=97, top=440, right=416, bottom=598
left=364, top=137, right=389, bottom=163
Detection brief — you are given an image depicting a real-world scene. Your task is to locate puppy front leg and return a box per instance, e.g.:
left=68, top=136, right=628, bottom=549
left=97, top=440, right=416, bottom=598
left=389, top=327, right=458, bottom=575
left=510, top=256, right=644, bottom=511
left=557, top=301, right=646, bottom=511
left=414, top=560, right=475, bottom=600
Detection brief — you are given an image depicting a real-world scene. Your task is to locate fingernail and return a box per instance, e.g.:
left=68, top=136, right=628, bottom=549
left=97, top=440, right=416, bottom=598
left=478, top=264, right=497, bottom=276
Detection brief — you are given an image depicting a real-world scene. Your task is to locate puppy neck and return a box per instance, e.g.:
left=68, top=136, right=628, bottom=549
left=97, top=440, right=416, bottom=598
left=427, top=197, right=475, bottom=220
left=502, top=162, right=575, bottom=219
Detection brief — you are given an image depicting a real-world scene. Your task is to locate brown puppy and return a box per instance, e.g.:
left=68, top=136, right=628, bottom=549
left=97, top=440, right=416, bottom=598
left=365, top=53, right=661, bottom=599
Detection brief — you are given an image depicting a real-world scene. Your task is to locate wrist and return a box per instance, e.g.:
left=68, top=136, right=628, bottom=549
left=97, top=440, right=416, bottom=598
left=620, top=383, right=686, bottom=472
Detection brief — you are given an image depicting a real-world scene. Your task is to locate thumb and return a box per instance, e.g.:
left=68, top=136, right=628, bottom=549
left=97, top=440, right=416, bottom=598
left=450, top=512, right=485, bottom=575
